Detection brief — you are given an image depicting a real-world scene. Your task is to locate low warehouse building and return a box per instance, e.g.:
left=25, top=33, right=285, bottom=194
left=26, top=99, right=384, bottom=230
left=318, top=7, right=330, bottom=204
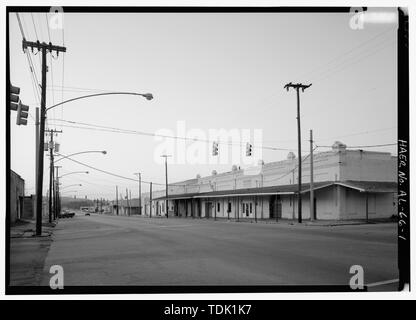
left=148, top=141, right=398, bottom=221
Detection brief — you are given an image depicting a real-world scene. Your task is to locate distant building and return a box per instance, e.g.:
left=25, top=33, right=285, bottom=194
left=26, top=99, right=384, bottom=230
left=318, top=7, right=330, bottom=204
left=147, top=142, right=397, bottom=221
left=10, top=170, right=25, bottom=223
left=9, top=170, right=37, bottom=223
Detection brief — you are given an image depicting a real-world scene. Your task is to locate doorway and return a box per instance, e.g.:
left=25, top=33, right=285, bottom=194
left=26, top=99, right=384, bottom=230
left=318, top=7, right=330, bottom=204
left=269, top=195, right=282, bottom=219
left=205, top=202, right=213, bottom=219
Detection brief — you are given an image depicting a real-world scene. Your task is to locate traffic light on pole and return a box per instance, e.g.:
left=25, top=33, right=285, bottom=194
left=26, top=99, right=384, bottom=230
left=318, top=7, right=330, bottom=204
left=212, top=141, right=219, bottom=156
left=16, top=101, right=29, bottom=125
left=246, top=142, right=253, bottom=157
left=10, top=84, right=20, bottom=111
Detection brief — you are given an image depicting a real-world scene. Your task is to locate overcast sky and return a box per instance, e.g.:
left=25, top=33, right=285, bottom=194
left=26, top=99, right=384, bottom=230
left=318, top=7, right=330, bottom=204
left=9, top=9, right=398, bottom=200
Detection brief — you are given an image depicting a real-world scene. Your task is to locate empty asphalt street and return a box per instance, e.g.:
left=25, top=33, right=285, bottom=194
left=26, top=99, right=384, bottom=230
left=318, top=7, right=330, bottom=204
left=39, top=213, right=398, bottom=289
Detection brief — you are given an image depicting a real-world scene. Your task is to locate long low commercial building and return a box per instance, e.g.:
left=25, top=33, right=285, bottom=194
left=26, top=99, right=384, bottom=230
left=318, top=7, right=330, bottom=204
left=152, top=180, right=397, bottom=220
left=142, top=141, right=398, bottom=221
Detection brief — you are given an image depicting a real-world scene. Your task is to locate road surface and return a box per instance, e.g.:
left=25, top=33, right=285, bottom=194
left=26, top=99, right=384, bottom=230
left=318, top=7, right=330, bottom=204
left=40, top=214, right=398, bottom=289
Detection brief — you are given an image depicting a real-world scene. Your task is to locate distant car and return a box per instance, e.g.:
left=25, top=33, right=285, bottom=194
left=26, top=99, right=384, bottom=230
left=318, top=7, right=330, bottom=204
left=59, top=211, right=75, bottom=218
left=85, top=212, right=91, bottom=216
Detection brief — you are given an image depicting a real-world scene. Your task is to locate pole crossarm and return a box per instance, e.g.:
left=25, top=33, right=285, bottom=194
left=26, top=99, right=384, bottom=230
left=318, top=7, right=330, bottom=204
left=23, top=40, right=66, bottom=55
left=284, top=82, right=312, bottom=92
left=46, top=92, right=153, bottom=112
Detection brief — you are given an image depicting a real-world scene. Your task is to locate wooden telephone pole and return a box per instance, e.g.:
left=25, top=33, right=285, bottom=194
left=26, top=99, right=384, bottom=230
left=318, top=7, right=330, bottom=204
left=46, top=129, right=62, bottom=223
left=284, top=82, right=312, bottom=223
left=161, top=155, right=171, bottom=218
left=54, top=165, right=62, bottom=219
left=310, top=129, right=314, bottom=221
left=23, top=40, right=66, bottom=235
left=149, top=182, right=153, bottom=218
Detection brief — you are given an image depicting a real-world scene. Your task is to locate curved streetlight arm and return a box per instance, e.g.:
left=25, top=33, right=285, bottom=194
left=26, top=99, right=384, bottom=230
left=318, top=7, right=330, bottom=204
left=46, top=92, right=153, bottom=112
left=55, top=151, right=106, bottom=164
left=58, top=171, right=89, bottom=179
left=60, top=184, right=82, bottom=190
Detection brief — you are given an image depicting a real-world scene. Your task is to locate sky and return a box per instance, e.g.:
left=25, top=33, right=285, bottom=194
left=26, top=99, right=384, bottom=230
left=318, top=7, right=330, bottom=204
left=9, top=9, right=398, bottom=200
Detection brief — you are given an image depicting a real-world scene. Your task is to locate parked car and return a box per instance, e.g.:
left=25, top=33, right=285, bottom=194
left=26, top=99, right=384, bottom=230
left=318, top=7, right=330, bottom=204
left=59, top=210, right=75, bottom=218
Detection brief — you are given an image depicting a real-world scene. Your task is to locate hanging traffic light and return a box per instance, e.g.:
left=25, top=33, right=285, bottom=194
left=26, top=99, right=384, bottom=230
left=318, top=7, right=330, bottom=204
left=10, top=83, right=20, bottom=111
left=54, top=142, right=60, bottom=153
left=16, top=101, right=29, bottom=125
left=212, top=141, right=219, bottom=156
left=246, top=142, right=253, bottom=156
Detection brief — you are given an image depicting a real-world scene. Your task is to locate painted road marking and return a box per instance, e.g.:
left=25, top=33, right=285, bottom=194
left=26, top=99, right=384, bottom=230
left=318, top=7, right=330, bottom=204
left=158, top=224, right=194, bottom=228
left=366, top=278, right=399, bottom=287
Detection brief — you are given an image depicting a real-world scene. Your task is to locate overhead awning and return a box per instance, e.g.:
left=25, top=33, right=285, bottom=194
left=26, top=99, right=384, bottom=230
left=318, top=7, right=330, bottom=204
left=153, top=181, right=332, bottom=201
left=334, top=180, right=397, bottom=193
left=152, top=180, right=398, bottom=201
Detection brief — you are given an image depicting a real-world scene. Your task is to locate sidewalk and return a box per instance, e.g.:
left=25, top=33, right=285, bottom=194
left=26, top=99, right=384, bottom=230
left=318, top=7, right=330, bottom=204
left=9, top=219, right=57, bottom=286
left=10, top=219, right=56, bottom=238
left=100, top=213, right=396, bottom=227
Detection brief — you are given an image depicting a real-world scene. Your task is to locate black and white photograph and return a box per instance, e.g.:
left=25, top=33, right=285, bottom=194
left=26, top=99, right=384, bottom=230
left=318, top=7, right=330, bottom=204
left=3, top=3, right=411, bottom=300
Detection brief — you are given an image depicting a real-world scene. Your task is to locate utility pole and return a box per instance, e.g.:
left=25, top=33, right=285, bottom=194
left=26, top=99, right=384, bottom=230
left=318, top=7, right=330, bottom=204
left=35, top=107, right=39, bottom=221
left=284, top=82, right=312, bottom=223
left=129, top=190, right=132, bottom=215
left=46, top=129, right=62, bottom=223
left=310, top=129, right=315, bottom=221
left=55, top=165, right=61, bottom=219
left=161, top=155, right=171, bottom=218
left=139, top=174, right=141, bottom=215
left=23, top=40, right=66, bottom=235
left=125, top=189, right=129, bottom=216
left=134, top=172, right=142, bottom=215
left=149, top=182, right=153, bottom=218
left=116, top=186, right=119, bottom=215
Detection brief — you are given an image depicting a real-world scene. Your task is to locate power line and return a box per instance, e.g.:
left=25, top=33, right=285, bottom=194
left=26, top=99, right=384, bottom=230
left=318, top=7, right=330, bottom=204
left=295, top=27, right=396, bottom=82
left=316, top=143, right=397, bottom=149
left=44, top=13, right=56, bottom=125
left=15, top=13, right=40, bottom=121
left=60, top=25, right=65, bottom=132
left=30, top=13, right=39, bottom=40
left=314, top=127, right=397, bottom=142
left=265, top=146, right=318, bottom=183
left=15, top=13, right=26, bottom=39
left=47, top=118, right=305, bottom=153
left=311, top=38, right=396, bottom=85
left=55, top=153, right=193, bottom=187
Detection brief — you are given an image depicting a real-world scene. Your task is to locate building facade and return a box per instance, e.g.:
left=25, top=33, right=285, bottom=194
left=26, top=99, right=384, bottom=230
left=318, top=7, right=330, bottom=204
left=10, top=170, right=25, bottom=223
left=146, top=142, right=397, bottom=221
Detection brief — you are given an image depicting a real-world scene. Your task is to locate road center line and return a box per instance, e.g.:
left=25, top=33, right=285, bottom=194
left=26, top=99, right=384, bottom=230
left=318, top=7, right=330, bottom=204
left=158, top=224, right=193, bottom=228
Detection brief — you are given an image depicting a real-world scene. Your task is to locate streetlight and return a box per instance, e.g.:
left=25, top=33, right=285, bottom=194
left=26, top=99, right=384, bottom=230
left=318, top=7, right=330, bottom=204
left=46, top=92, right=153, bottom=112
left=133, top=172, right=142, bottom=215
left=55, top=151, right=107, bottom=164
left=61, top=190, right=77, bottom=194
left=59, top=171, right=89, bottom=179
left=35, top=91, right=153, bottom=235
left=60, top=184, right=82, bottom=190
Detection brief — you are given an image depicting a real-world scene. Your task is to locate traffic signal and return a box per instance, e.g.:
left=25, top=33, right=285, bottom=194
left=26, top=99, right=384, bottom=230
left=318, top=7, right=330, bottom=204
left=10, top=84, right=20, bottom=111
left=16, top=101, right=29, bottom=125
left=246, top=142, right=253, bottom=157
left=212, top=141, right=219, bottom=156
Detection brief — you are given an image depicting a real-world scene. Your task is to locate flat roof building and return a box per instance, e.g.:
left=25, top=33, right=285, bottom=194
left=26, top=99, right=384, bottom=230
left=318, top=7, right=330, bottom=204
left=145, top=141, right=397, bottom=221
